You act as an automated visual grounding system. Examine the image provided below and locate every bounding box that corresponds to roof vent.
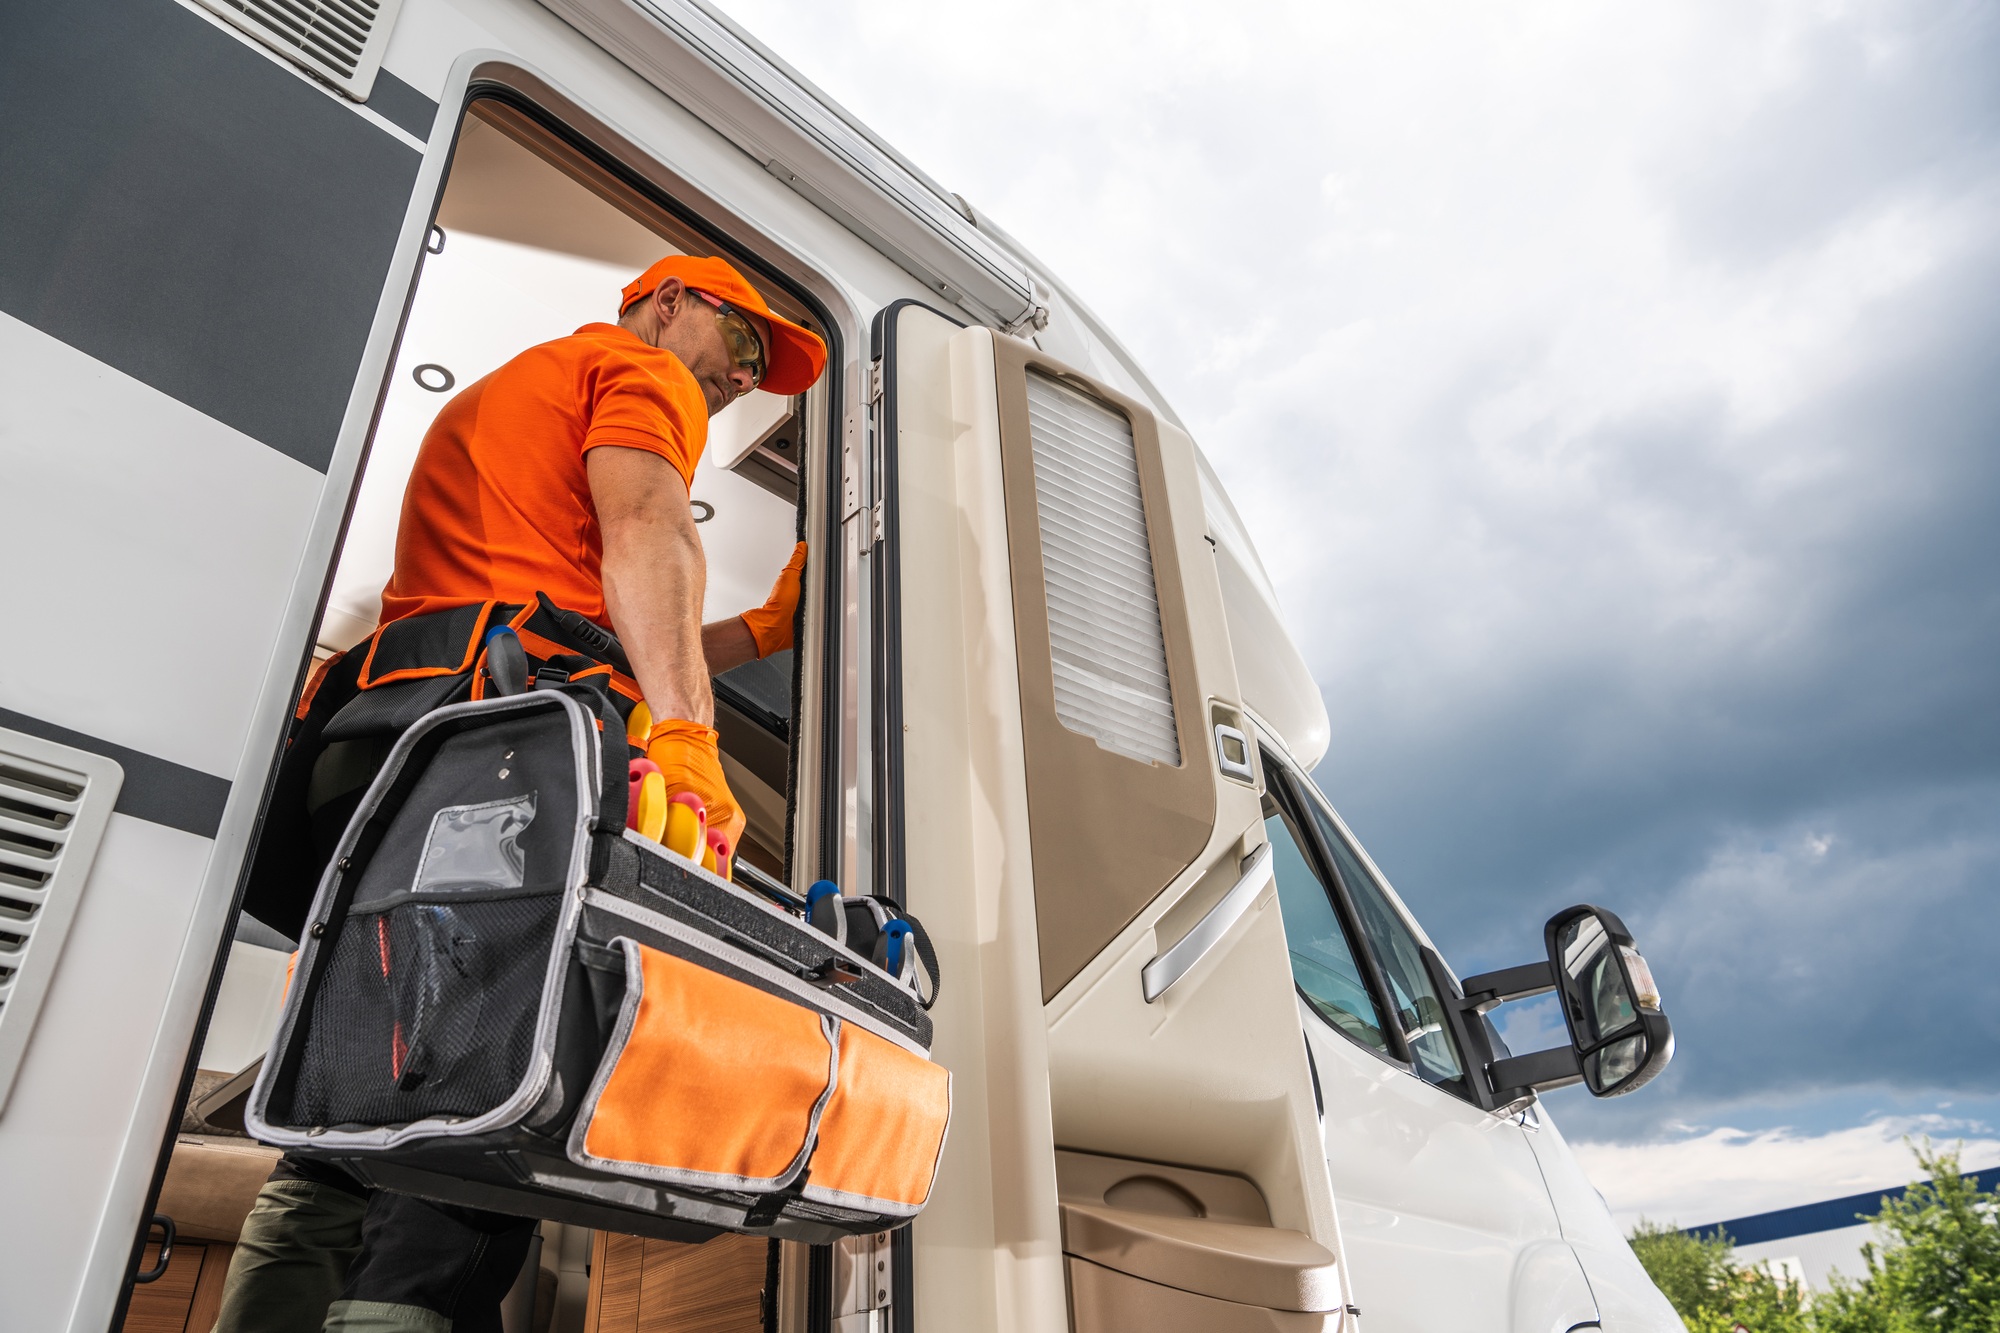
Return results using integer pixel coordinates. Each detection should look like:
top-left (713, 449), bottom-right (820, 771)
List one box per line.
top-left (0, 729), bottom-right (123, 1117)
top-left (192, 0), bottom-right (406, 100)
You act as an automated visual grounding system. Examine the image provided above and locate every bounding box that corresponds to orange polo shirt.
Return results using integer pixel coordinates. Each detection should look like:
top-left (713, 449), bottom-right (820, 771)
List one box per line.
top-left (378, 323), bottom-right (708, 629)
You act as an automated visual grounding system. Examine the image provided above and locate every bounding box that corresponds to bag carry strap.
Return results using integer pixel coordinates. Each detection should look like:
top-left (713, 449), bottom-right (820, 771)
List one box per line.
top-left (898, 907), bottom-right (942, 1010)
top-left (557, 679), bottom-right (631, 834)
top-left (532, 591), bottom-right (634, 676)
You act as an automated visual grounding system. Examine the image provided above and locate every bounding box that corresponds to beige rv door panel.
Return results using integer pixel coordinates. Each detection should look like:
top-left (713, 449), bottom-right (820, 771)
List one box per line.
top-left (931, 325), bottom-right (1348, 1324)
top-left (892, 318), bottom-right (1349, 1328)
top-left (891, 308), bottom-right (1067, 1332)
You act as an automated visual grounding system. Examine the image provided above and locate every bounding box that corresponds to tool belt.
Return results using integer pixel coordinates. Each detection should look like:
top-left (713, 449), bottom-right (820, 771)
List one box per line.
top-left (243, 688), bottom-right (951, 1243)
top-left (244, 598), bottom-right (649, 941)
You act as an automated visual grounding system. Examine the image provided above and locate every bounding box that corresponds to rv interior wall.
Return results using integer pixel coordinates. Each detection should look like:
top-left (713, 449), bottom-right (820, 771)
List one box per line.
top-left (312, 96), bottom-right (817, 881)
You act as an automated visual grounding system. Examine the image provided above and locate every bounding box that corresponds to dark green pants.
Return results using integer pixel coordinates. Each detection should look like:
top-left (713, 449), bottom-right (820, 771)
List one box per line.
top-left (213, 1157), bottom-right (535, 1332)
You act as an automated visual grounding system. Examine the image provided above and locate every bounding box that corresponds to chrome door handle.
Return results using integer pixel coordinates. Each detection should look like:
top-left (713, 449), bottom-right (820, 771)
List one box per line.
top-left (1141, 843), bottom-right (1275, 1002)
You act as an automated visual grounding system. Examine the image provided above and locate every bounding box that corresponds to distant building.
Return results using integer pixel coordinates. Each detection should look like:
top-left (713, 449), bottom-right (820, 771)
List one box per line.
top-left (1684, 1168), bottom-right (1998, 1291)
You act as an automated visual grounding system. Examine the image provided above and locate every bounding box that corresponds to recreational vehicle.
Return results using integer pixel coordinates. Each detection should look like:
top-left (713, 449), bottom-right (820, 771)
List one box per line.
top-left (0, 1), bottom-right (1686, 1328)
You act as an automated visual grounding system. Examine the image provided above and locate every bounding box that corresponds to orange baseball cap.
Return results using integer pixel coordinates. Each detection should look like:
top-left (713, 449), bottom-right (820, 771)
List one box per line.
top-left (620, 254), bottom-right (827, 396)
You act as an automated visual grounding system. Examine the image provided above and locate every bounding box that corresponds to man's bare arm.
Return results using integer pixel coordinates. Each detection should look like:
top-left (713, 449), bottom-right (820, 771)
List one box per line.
top-left (588, 445), bottom-right (714, 725)
top-left (700, 617), bottom-right (759, 677)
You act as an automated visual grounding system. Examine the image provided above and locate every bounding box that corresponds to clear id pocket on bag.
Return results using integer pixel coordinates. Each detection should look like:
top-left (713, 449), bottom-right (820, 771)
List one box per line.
top-left (413, 793), bottom-right (537, 893)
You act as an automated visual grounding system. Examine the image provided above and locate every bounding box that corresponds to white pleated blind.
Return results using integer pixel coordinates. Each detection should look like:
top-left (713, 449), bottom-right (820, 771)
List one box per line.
top-left (1025, 373), bottom-right (1180, 766)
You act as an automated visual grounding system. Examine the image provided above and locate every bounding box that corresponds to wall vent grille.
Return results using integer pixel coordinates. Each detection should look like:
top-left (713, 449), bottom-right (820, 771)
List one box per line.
top-left (192, 0), bottom-right (406, 99)
top-left (1025, 372), bottom-right (1181, 767)
top-left (0, 730), bottom-right (123, 1116)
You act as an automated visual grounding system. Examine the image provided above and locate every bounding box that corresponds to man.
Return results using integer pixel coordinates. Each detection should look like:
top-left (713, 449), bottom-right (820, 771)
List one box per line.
top-left (215, 253), bottom-right (826, 1332)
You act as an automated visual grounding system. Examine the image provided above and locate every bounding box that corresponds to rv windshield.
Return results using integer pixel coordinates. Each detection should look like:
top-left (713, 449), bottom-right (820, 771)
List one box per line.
top-left (1265, 796), bottom-right (1390, 1053)
top-left (1305, 804), bottom-right (1467, 1091)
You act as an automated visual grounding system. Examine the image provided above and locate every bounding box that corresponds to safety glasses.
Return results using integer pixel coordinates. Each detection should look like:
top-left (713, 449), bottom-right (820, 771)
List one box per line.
top-left (690, 289), bottom-right (767, 391)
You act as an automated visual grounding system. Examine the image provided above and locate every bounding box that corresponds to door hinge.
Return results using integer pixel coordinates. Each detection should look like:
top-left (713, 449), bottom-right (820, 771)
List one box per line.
top-left (832, 1229), bottom-right (891, 1330)
top-left (867, 358), bottom-right (884, 407)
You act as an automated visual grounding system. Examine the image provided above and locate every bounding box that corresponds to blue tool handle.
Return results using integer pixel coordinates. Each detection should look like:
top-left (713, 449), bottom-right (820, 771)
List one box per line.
top-left (482, 625), bottom-right (529, 697)
top-left (806, 880), bottom-right (843, 941)
top-left (881, 919), bottom-right (913, 977)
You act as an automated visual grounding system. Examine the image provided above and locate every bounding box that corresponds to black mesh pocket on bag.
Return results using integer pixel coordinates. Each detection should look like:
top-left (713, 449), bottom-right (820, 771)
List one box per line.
top-left (284, 894), bottom-right (561, 1127)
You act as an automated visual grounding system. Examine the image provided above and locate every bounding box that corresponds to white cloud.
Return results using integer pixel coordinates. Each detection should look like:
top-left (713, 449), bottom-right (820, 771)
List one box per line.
top-left (1572, 1115), bottom-right (2000, 1232)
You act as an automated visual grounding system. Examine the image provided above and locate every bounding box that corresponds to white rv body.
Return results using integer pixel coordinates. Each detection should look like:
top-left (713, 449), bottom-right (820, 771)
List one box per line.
top-left (0, 1), bottom-right (1682, 1329)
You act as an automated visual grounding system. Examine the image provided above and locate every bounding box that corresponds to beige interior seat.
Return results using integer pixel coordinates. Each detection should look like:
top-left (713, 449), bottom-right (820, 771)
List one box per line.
top-left (157, 1135), bottom-right (281, 1243)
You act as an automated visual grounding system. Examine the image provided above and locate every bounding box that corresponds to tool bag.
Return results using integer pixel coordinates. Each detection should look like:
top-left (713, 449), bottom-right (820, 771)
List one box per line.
top-left (244, 689), bottom-right (950, 1244)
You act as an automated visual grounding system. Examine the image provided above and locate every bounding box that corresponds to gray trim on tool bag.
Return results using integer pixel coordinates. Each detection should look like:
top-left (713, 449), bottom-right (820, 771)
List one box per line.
top-left (567, 936), bottom-right (837, 1194)
top-left (0, 0), bottom-right (423, 473)
top-left (246, 691), bottom-right (602, 1152)
top-left (580, 887), bottom-right (929, 1057)
top-left (618, 828), bottom-right (930, 1027)
top-left (0, 706), bottom-right (230, 840)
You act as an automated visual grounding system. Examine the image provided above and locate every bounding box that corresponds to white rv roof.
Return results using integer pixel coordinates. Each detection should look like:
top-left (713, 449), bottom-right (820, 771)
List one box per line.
top-left (539, 0), bottom-right (1033, 327)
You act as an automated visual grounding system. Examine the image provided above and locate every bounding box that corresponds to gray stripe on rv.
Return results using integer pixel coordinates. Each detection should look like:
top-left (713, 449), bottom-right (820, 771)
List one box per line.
top-left (367, 71), bottom-right (441, 143)
top-left (0, 707), bottom-right (231, 840)
top-left (0, 0), bottom-right (430, 473)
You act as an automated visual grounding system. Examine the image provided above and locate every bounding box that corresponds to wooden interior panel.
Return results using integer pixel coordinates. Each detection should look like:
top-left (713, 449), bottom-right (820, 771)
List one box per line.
top-left (587, 1231), bottom-right (767, 1333)
top-left (119, 1239), bottom-right (233, 1333)
top-left (589, 1231), bottom-right (646, 1333)
top-left (638, 1234), bottom-right (767, 1330)
top-left (186, 1243), bottom-right (233, 1333)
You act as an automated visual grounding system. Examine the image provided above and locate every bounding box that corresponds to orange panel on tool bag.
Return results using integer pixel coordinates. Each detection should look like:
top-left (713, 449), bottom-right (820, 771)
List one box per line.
top-left (583, 945), bottom-right (834, 1186)
top-left (808, 1024), bottom-right (951, 1211)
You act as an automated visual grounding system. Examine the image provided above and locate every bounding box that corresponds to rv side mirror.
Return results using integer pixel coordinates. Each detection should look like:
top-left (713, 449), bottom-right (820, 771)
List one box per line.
top-left (1544, 904), bottom-right (1673, 1097)
top-left (1456, 903), bottom-right (1674, 1106)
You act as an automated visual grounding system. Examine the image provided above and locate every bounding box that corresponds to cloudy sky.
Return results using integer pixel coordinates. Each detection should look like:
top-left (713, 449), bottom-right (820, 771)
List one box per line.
top-left (710, 0), bottom-right (2000, 1226)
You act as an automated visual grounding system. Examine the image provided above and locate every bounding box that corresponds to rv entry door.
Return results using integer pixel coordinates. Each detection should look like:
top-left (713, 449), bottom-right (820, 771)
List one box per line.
top-left (877, 303), bottom-right (1351, 1332)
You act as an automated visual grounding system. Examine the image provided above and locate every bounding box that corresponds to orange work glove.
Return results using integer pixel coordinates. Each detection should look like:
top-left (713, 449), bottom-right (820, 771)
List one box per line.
top-left (645, 718), bottom-right (746, 857)
top-left (739, 541), bottom-right (807, 659)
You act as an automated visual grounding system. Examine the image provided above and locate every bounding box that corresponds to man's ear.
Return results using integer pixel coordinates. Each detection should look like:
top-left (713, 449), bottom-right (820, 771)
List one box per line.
top-left (652, 276), bottom-right (686, 324)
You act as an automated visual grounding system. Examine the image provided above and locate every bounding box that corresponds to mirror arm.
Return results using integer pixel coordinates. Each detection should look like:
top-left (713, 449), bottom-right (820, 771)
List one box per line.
top-left (1458, 961), bottom-right (1556, 1013)
top-left (1488, 1045), bottom-right (1582, 1100)
top-left (1420, 946), bottom-right (1502, 1112)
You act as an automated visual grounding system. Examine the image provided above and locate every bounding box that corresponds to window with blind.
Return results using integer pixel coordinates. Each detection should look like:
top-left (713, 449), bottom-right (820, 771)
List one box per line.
top-left (1023, 372), bottom-right (1180, 767)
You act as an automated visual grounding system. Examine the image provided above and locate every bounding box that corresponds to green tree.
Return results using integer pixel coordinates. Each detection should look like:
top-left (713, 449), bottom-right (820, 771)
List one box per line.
top-left (1629, 1142), bottom-right (2000, 1333)
top-left (1628, 1218), bottom-right (1809, 1332)
top-left (1629, 1220), bottom-right (1739, 1316)
top-left (1813, 1144), bottom-right (2000, 1333)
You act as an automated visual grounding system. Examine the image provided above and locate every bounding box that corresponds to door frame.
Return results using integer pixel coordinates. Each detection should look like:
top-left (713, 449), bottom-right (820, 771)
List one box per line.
top-left (110, 51), bottom-right (865, 1329)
